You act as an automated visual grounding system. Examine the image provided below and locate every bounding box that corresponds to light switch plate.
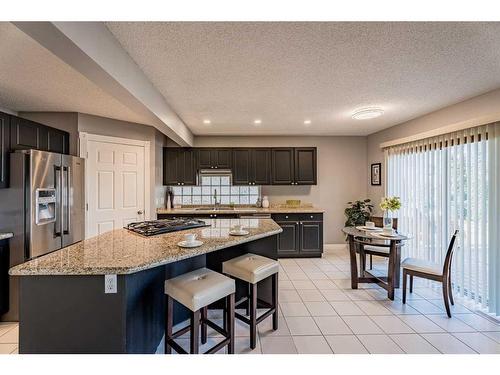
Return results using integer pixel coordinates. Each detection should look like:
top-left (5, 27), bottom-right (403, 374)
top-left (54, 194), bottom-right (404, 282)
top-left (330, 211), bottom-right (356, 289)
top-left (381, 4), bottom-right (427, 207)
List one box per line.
top-left (104, 274), bottom-right (117, 294)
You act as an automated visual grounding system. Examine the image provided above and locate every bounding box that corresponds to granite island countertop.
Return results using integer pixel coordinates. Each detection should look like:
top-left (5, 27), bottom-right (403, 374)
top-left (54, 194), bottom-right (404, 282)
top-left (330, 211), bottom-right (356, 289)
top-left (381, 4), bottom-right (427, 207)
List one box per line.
top-left (157, 206), bottom-right (325, 215)
top-left (0, 232), bottom-right (13, 240)
top-left (9, 218), bottom-right (282, 276)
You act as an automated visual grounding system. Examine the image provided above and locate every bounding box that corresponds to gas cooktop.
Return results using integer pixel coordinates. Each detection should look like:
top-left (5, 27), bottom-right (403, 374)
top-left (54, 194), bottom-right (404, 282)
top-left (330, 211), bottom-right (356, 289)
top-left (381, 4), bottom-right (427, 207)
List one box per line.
top-left (126, 218), bottom-right (210, 237)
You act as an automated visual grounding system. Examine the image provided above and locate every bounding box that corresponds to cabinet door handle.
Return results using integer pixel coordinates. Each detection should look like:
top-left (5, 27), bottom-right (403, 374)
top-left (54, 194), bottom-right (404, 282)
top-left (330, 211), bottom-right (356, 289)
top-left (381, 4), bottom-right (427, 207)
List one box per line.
top-left (296, 222), bottom-right (299, 225)
top-left (285, 215), bottom-right (289, 219)
top-left (215, 166), bottom-right (218, 169)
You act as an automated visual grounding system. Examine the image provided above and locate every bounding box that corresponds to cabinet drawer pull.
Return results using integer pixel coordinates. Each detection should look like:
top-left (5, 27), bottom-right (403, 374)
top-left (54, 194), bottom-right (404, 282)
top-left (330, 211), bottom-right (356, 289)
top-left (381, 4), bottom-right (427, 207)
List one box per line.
top-left (285, 215), bottom-right (289, 219)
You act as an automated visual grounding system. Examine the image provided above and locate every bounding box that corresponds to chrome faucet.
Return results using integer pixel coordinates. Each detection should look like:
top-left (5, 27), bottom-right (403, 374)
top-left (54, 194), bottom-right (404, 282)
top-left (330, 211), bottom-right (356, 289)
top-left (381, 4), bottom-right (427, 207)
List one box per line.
top-left (213, 189), bottom-right (219, 210)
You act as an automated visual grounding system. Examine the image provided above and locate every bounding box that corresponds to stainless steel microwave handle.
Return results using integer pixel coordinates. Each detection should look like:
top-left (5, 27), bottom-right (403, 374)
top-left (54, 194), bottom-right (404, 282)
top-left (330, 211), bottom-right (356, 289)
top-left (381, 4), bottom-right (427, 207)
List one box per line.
top-left (54, 165), bottom-right (62, 237)
top-left (63, 166), bottom-right (71, 235)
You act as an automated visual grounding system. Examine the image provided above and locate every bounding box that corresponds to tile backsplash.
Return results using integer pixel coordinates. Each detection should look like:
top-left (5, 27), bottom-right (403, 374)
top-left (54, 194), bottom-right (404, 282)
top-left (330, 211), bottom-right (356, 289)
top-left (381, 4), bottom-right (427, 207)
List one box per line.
top-left (170, 175), bottom-right (260, 206)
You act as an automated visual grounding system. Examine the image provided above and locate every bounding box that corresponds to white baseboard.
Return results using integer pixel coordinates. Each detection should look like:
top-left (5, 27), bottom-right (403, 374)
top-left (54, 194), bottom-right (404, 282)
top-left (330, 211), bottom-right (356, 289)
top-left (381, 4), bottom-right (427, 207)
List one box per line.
top-left (323, 243), bottom-right (348, 253)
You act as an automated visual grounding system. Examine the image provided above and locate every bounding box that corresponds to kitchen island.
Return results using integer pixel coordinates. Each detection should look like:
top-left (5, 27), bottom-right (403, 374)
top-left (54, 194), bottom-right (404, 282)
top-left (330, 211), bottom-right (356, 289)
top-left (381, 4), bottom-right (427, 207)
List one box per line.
top-left (9, 218), bottom-right (282, 354)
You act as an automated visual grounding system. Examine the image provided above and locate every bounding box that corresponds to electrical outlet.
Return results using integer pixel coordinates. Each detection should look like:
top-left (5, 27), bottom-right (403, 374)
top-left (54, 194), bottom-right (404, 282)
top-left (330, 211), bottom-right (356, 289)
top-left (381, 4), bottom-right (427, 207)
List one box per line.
top-left (104, 274), bottom-right (117, 294)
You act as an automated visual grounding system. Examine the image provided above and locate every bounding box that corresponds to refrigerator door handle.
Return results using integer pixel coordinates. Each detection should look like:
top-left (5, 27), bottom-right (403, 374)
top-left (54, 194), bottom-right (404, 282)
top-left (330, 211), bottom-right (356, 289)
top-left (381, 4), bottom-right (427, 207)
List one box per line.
top-left (54, 165), bottom-right (62, 237)
top-left (63, 166), bottom-right (70, 235)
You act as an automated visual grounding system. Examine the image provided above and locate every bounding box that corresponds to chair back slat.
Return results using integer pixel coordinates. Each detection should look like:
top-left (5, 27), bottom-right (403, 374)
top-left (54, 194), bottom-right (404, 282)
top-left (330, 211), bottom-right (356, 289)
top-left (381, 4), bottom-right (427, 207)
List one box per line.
top-left (370, 216), bottom-right (398, 230)
top-left (443, 230), bottom-right (459, 275)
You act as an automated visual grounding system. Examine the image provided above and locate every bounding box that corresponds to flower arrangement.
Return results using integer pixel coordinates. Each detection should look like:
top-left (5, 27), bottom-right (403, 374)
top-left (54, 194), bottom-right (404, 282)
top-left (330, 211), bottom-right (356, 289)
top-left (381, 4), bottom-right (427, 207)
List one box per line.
top-left (380, 196), bottom-right (401, 212)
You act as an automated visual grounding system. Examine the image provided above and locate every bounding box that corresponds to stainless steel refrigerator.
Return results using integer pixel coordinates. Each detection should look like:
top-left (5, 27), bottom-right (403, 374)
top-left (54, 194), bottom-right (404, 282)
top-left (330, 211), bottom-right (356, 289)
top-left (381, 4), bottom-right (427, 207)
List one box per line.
top-left (0, 149), bottom-right (84, 321)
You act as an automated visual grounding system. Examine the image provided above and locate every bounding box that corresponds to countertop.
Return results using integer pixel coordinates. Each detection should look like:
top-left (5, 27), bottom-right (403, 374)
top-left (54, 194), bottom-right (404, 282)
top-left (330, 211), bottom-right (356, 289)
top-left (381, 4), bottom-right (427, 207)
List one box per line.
top-left (0, 232), bottom-right (13, 240)
top-left (9, 218), bottom-right (282, 276)
top-left (157, 206), bottom-right (325, 215)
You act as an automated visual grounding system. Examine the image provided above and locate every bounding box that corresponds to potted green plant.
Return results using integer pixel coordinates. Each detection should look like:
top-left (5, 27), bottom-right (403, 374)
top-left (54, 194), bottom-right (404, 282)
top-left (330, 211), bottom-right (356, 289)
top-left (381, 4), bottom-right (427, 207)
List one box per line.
top-left (379, 196), bottom-right (401, 228)
top-left (344, 199), bottom-right (373, 227)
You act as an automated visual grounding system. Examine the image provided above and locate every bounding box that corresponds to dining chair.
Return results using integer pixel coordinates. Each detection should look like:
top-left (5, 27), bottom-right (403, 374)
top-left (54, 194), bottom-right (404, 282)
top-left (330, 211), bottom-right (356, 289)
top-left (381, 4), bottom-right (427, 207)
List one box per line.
top-left (363, 216), bottom-right (398, 270)
top-left (401, 230), bottom-right (459, 318)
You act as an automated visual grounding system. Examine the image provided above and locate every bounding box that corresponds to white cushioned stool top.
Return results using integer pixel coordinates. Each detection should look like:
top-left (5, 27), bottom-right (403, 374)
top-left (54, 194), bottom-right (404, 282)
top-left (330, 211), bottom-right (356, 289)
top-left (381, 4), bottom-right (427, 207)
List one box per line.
top-left (364, 245), bottom-right (390, 254)
top-left (165, 268), bottom-right (235, 312)
top-left (401, 258), bottom-right (443, 276)
top-left (223, 253), bottom-right (279, 284)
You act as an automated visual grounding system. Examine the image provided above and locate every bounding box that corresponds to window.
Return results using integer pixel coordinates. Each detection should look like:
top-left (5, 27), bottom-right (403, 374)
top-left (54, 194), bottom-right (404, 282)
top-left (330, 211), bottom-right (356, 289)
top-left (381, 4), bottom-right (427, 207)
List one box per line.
top-left (170, 175), bottom-right (260, 206)
top-left (386, 124), bottom-right (498, 311)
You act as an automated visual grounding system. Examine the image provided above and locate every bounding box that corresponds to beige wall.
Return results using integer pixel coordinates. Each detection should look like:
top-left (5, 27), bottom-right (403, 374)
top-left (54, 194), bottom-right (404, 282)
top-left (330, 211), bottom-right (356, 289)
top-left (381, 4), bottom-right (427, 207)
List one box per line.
top-left (194, 136), bottom-right (368, 243)
top-left (367, 88), bottom-right (500, 214)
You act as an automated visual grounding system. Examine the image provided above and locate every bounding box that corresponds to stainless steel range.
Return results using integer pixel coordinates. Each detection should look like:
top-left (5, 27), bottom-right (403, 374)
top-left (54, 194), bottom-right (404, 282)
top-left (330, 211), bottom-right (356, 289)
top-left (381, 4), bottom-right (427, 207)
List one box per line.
top-left (126, 218), bottom-right (210, 237)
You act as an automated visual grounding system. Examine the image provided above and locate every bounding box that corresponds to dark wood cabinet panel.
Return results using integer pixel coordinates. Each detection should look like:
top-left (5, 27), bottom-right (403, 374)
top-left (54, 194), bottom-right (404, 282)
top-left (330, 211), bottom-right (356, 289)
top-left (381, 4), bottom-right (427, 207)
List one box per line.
top-left (163, 148), bottom-right (181, 185)
top-left (197, 148), bottom-right (232, 170)
top-left (213, 148), bottom-right (232, 169)
top-left (275, 221), bottom-right (299, 256)
top-left (272, 213), bottom-right (323, 258)
top-left (163, 148), bottom-right (197, 186)
top-left (180, 148), bottom-right (197, 185)
top-left (252, 148), bottom-right (271, 185)
top-left (47, 128), bottom-right (69, 154)
top-left (232, 148), bottom-right (252, 185)
top-left (294, 147), bottom-right (317, 185)
top-left (0, 113), bottom-right (10, 188)
top-left (271, 148), bottom-right (294, 185)
top-left (299, 221), bottom-right (323, 254)
top-left (197, 148), bottom-right (213, 169)
top-left (10, 117), bottom-right (40, 150)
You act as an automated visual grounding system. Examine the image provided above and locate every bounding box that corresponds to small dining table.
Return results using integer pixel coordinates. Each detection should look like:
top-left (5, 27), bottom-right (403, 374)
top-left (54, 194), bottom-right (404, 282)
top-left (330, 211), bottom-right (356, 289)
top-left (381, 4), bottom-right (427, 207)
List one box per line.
top-left (342, 226), bottom-right (409, 300)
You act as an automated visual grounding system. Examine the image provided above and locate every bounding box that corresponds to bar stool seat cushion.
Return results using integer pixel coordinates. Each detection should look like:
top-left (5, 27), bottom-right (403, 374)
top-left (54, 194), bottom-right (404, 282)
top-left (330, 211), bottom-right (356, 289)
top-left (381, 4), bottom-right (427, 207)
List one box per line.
top-left (223, 253), bottom-right (279, 284)
top-left (401, 257), bottom-right (443, 276)
top-left (165, 268), bottom-right (235, 312)
top-left (364, 245), bottom-right (389, 254)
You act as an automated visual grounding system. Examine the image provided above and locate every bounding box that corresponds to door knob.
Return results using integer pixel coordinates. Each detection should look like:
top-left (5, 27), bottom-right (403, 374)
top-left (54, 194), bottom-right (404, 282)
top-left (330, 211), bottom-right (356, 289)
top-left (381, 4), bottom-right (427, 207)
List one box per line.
top-left (137, 210), bottom-right (143, 215)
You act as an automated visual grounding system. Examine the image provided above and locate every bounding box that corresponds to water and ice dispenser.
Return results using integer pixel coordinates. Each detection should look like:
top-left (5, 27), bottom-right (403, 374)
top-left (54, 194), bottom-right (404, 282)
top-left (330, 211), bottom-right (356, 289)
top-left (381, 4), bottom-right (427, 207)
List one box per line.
top-left (35, 188), bottom-right (57, 225)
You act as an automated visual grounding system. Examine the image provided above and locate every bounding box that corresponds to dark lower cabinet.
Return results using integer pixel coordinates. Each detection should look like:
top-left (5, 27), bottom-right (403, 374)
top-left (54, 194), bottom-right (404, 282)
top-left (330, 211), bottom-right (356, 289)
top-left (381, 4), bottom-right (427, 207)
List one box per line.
top-left (0, 239), bottom-right (9, 316)
top-left (273, 213), bottom-right (323, 257)
top-left (0, 113), bottom-right (10, 188)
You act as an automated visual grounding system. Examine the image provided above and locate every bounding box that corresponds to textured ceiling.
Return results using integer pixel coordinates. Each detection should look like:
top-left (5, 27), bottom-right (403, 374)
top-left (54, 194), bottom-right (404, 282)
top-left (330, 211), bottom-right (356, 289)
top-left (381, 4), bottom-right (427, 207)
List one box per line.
top-left (106, 22), bottom-right (500, 136)
top-left (0, 22), bottom-right (149, 125)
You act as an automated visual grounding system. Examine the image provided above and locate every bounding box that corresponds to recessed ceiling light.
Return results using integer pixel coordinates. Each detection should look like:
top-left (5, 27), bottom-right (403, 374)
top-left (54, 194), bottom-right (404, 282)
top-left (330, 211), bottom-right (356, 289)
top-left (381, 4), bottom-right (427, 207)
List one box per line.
top-left (254, 119), bottom-right (262, 125)
top-left (203, 119), bottom-right (211, 125)
top-left (304, 120), bottom-right (312, 125)
top-left (352, 108), bottom-right (384, 120)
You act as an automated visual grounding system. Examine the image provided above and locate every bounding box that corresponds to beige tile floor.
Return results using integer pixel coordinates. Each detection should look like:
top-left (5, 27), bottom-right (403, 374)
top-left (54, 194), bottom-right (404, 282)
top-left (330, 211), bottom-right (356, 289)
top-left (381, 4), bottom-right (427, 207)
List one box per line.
top-left (2, 245), bottom-right (500, 354)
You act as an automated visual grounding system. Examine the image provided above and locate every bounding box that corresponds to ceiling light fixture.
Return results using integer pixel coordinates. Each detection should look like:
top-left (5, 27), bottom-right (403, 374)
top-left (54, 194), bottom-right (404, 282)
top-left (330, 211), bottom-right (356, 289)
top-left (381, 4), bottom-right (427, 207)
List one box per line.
top-left (352, 107), bottom-right (384, 120)
top-left (254, 119), bottom-right (262, 125)
top-left (304, 120), bottom-right (312, 125)
top-left (203, 119), bottom-right (211, 125)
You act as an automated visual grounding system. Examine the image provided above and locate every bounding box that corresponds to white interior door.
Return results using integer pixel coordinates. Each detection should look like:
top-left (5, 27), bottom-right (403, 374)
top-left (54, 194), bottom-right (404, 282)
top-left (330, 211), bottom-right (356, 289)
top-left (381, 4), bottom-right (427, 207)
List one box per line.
top-left (86, 139), bottom-right (146, 237)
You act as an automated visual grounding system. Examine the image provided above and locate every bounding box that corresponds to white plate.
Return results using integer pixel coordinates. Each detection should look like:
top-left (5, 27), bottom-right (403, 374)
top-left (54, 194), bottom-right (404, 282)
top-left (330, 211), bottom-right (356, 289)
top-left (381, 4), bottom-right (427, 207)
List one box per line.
top-left (372, 232), bottom-right (399, 239)
top-left (177, 240), bottom-right (204, 248)
top-left (356, 226), bottom-right (382, 231)
top-left (229, 230), bottom-right (250, 236)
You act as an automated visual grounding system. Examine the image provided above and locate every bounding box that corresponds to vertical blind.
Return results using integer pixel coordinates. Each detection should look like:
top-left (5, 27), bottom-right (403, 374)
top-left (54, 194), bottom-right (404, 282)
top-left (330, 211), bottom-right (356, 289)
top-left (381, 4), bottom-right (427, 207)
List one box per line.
top-left (385, 123), bottom-right (500, 315)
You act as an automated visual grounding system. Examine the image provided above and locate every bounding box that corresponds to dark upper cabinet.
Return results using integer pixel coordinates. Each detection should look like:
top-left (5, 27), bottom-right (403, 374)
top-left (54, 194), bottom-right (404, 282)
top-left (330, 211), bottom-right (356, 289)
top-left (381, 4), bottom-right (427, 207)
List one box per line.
top-left (271, 147), bottom-right (317, 185)
top-left (9, 116), bottom-right (69, 155)
top-left (0, 113), bottom-right (10, 188)
top-left (232, 148), bottom-right (271, 185)
top-left (197, 148), bottom-right (232, 170)
top-left (163, 148), bottom-right (197, 186)
top-left (294, 147), bottom-right (317, 185)
top-left (252, 148), bottom-right (271, 185)
top-left (47, 128), bottom-right (69, 154)
top-left (232, 148), bottom-right (252, 185)
top-left (271, 148), bottom-right (294, 185)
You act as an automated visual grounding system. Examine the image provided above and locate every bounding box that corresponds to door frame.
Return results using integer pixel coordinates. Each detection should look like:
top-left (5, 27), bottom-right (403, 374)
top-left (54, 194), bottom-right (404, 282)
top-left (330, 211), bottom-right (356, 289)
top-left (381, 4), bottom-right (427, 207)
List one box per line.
top-left (79, 132), bottom-right (151, 238)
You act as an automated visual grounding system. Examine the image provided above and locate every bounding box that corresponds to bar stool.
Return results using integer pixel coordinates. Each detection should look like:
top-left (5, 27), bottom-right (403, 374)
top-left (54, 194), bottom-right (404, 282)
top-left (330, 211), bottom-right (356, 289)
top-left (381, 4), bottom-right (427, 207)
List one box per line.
top-left (222, 253), bottom-right (279, 349)
top-left (165, 268), bottom-right (235, 354)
